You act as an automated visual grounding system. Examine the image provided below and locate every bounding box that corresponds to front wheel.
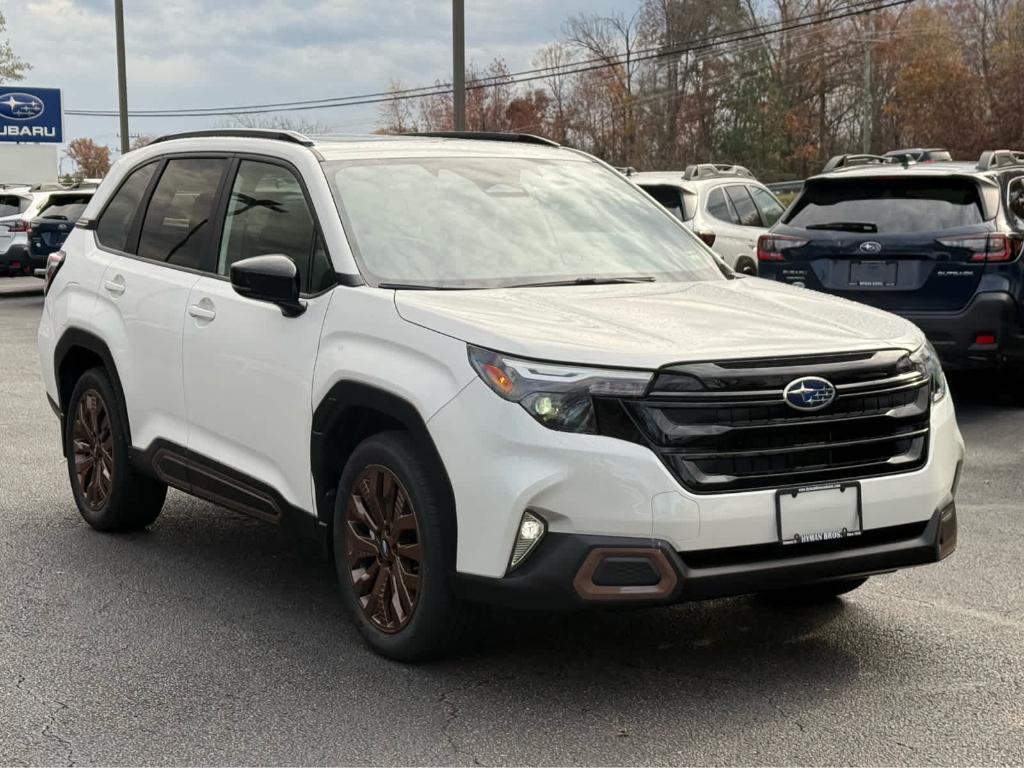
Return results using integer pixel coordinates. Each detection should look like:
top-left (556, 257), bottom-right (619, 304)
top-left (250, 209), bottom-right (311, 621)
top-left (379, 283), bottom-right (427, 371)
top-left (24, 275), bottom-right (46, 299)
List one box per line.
top-left (759, 577), bottom-right (868, 604)
top-left (333, 431), bottom-right (470, 661)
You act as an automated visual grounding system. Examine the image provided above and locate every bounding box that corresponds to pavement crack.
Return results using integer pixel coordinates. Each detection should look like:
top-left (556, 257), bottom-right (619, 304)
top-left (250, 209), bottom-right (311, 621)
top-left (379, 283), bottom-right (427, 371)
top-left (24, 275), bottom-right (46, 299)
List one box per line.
top-left (42, 699), bottom-right (75, 767)
top-left (14, 672), bottom-right (75, 766)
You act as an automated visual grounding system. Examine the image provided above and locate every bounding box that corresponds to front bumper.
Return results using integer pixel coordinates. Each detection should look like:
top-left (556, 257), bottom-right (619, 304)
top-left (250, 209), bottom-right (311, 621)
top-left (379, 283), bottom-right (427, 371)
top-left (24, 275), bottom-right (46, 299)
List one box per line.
top-left (453, 502), bottom-right (957, 609)
top-left (901, 292), bottom-right (1024, 369)
top-left (429, 379), bottom-right (965, 580)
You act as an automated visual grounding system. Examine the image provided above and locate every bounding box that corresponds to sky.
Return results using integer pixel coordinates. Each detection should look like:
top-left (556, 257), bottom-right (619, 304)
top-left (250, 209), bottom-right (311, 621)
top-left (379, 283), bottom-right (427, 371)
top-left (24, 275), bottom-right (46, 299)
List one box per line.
top-left (2, 0), bottom-right (636, 158)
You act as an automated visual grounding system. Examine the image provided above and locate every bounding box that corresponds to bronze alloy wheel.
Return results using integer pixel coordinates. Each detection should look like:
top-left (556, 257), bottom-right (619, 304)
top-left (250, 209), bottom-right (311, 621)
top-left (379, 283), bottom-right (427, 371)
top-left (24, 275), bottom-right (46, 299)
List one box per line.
top-left (72, 388), bottom-right (114, 511)
top-left (345, 464), bottom-right (422, 633)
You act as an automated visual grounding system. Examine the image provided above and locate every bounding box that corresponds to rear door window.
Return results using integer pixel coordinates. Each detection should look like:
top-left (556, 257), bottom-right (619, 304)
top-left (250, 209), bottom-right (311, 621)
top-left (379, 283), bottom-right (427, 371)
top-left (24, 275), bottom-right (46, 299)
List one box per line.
top-left (0, 195), bottom-right (27, 217)
top-left (786, 177), bottom-right (986, 233)
top-left (725, 185), bottom-right (762, 227)
top-left (138, 158), bottom-right (227, 270)
top-left (749, 186), bottom-right (785, 227)
top-left (97, 163), bottom-right (159, 252)
top-left (706, 187), bottom-right (739, 224)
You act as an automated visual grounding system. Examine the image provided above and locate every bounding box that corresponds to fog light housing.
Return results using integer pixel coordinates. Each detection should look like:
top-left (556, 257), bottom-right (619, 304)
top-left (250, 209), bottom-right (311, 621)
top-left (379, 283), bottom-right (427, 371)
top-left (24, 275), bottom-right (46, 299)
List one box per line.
top-left (508, 510), bottom-right (546, 572)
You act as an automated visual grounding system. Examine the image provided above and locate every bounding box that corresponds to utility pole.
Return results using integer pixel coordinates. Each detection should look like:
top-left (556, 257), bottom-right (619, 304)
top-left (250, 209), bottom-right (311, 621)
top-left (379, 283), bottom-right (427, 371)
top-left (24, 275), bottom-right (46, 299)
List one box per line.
top-left (453, 0), bottom-right (466, 131)
top-left (861, 10), bottom-right (873, 154)
top-left (114, 0), bottom-right (130, 155)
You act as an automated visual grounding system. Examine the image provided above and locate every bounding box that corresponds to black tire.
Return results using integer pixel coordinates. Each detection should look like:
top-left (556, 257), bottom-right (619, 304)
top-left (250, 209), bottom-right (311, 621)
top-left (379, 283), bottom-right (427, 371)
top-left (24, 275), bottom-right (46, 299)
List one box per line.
top-left (65, 367), bottom-right (166, 532)
top-left (759, 576), bottom-right (868, 604)
top-left (735, 258), bottom-right (758, 276)
top-left (333, 431), bottom-right (469, 661)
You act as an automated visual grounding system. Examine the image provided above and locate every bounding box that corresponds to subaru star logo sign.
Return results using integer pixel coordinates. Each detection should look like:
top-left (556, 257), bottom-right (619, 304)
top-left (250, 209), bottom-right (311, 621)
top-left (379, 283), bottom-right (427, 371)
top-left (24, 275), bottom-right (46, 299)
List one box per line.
top-left (783, 376), bottom-right (836, 411)
top-left (859, 241), bottom-right (883, 254)
top-left (0, 92), bottom-right (45, 121)
top-left (0, 87), bottom-right (63, 143)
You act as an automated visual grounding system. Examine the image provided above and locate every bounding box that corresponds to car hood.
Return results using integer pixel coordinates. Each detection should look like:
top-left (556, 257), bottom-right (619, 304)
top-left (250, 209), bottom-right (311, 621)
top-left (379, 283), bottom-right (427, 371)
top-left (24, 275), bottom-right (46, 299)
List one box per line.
top-left (394, 277), bottom-right (925, 369)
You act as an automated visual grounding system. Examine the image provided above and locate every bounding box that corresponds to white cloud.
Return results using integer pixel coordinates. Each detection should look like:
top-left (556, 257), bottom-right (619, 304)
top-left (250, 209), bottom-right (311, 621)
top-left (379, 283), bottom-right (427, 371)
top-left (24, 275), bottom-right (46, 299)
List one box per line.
top-left (1, 0), bottom-right (636, 147)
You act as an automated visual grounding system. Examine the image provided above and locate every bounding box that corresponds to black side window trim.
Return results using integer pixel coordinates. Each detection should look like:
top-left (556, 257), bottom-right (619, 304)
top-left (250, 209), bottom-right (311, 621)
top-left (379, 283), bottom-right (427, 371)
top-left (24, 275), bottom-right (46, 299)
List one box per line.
top-left (91, 151), bottom-right (337, 297)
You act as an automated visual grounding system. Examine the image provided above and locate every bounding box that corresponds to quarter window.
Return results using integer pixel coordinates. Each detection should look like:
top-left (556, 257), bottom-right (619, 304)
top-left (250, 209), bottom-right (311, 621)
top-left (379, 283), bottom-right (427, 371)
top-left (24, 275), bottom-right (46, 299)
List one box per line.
top-left (96, 162), bottom-right (158, 252)
top-left (138, 158), bottom-right (227, 270)
top-left (725, 185), bottom-right (762, 227)
top-left (706, 187), bottom-right (739, 224)
top-left (749, 186), bottom-right (785, 227)
top-left (219, 160), bottom-right (328, 292)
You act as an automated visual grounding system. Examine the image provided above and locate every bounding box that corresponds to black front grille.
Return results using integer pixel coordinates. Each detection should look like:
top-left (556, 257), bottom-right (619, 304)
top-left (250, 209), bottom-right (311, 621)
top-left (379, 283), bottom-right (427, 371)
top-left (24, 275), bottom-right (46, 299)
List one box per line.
top-left (618, 349), bottom-right (931, 493)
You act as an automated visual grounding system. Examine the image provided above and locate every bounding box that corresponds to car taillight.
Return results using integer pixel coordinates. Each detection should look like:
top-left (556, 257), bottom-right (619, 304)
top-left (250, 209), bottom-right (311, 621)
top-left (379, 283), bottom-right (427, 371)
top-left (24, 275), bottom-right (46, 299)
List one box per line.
top-left (43, 250), bottom-right (66, 295)
top-left (5, 220), bottom-right (28, 233)
top-left (696, 231), bottom-right (716, 248)
top-left (937, 234), bottom-right (1016, 262)
top-left (757, 234), bottom-right (807, 261)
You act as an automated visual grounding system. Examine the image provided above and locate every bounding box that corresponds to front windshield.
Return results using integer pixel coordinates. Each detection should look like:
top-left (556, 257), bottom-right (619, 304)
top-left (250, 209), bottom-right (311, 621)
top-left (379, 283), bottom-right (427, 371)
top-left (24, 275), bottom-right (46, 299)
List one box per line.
top-left (325, 156), bottom-right (723, 289)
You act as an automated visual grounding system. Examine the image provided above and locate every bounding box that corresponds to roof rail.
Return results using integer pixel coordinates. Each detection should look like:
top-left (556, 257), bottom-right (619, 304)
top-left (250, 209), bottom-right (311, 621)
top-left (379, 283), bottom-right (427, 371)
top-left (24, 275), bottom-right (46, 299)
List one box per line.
top-left (976, 149), bottom-right (1024, 171)
top-left (821, 154), bottom-right (896, 173)
top-left (150, 129), bottom-right (316, 147)
top-left (406, 131), bottom-right (560, 147)
top-left (682, 163), bottom-right (753, 180)
top-left (615, 166), bottom-right (638, 176)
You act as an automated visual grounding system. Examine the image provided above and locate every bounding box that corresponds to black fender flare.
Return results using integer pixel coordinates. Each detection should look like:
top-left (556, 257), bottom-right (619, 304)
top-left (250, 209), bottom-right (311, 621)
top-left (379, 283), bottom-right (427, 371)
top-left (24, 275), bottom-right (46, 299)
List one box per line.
top-left (54, 328), bottom-right (132, 450)
top-left (310, 381), bottom-right (458, 562)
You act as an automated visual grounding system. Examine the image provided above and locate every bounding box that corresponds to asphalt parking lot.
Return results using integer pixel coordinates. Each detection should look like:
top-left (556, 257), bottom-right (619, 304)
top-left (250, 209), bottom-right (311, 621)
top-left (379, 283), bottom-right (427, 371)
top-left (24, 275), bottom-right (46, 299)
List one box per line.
top-left (0, 287), bottom-right (1022, 766)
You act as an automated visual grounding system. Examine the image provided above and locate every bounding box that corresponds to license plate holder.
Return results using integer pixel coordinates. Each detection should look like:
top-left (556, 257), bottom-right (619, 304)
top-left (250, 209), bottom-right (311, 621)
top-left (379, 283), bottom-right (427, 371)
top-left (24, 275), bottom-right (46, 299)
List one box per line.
top-left (775, 481), bottom-right (863, 545)
top-left (849, 260), bottom-right (897, 287)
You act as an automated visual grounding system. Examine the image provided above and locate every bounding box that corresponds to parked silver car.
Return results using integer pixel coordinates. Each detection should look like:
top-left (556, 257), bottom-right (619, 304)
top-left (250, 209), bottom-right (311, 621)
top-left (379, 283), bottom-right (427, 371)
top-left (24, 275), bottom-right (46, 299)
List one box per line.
top-left (631, 165), bottom-right (785, 275)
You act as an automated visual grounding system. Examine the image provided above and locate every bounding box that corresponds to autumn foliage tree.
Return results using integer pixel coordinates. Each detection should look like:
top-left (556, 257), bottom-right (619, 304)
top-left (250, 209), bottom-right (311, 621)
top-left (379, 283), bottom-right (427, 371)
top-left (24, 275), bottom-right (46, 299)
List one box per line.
top-left (375, 0), bottom-right (1024, 179)
top-left (66, 139), bottom-right (112, 179)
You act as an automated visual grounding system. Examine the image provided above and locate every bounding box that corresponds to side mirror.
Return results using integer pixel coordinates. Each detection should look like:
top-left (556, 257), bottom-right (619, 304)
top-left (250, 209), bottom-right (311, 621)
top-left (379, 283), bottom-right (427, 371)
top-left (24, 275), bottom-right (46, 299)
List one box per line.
top-left (230, 254), bottom-right (306, 317)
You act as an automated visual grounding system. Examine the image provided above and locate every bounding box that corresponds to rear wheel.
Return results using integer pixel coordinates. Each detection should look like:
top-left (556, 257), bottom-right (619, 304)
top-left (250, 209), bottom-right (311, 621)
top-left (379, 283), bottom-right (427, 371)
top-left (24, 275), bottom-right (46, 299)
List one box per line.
top-left (65, 368), bottom-right (166, 531)
top-left (759, 577), bottom-right (868, 603)
top-left (735, 257), bottom-right (758, 276)
top-left (333, 431), bottom-right (469, 661)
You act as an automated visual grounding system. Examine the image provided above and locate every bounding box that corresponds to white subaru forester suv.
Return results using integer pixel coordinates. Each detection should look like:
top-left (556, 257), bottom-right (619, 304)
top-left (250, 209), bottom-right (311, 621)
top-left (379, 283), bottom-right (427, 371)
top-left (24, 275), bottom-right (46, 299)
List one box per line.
top-left (38, 130), bottom-right (964, 660)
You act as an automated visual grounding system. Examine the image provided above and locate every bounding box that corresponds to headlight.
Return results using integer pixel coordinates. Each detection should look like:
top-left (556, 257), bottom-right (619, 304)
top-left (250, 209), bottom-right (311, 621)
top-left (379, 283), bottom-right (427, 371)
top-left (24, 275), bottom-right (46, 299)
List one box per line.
top-left (910, 341), bottom-right (947, 402)
top-left (467, 345), bottom-right (652, 433)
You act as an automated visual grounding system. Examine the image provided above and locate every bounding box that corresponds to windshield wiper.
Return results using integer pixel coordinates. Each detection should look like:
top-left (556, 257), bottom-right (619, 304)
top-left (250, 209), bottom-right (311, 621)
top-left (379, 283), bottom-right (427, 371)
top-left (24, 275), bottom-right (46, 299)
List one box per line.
top-left (804, 221), bottom-right (878, 233)
top-left (506, 276), bottom-right (657, 288)
top-left (378, 282), bottom-right (481, 290)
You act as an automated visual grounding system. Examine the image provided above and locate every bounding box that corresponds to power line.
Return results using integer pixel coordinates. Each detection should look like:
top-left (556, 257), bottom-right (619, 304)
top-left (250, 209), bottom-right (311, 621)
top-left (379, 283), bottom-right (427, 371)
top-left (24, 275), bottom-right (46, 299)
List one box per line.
top-left (66, 0), bottom-right (913, 119)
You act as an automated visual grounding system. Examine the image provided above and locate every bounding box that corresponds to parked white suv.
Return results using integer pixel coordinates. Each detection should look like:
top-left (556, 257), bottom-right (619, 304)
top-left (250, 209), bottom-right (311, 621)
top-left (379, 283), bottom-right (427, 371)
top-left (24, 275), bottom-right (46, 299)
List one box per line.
top-left (38, 130), bottom-right (964, 660)
top-left (632, 165), bottom-right (786, 275)
top-left (1, 184), bottom-right (96, 276)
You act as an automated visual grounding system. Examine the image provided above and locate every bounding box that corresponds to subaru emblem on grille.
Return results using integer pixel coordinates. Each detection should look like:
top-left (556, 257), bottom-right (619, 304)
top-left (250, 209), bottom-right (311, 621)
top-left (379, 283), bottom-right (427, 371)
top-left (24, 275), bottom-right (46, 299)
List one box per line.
top-left (783, 376), bottom-right (836, 411)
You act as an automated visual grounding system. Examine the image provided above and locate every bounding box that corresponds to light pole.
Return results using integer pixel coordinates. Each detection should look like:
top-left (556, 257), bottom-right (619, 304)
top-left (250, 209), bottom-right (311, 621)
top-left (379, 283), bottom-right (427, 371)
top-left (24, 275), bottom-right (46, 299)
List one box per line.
top-left (453, 0), bottom-right (465, 131)
top-left (114, 0), bottom-right (130, 154)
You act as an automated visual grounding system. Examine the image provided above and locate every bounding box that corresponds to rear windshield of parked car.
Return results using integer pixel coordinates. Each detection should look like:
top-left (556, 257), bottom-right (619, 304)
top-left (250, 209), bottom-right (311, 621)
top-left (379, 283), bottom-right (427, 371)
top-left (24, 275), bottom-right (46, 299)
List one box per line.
top-left (39, 194), bottom-right (93, 221)
top-left (326, 156), bottom-right (723, 289)
top-left (785, 177), bottom-right (986, 233)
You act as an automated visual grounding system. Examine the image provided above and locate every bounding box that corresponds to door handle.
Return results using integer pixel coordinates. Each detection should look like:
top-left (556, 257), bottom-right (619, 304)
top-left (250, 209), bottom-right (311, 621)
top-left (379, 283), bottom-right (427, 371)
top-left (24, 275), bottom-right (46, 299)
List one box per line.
top-left (188, 304), bottom-right (216, 321)
top-left (103, 277), bottom-right (125, 295)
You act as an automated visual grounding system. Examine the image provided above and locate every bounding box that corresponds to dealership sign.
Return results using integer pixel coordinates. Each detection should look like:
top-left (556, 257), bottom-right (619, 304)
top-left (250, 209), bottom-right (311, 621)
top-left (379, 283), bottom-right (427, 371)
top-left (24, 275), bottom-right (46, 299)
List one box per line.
top-left (0, 87), bottom-right (63, 143)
